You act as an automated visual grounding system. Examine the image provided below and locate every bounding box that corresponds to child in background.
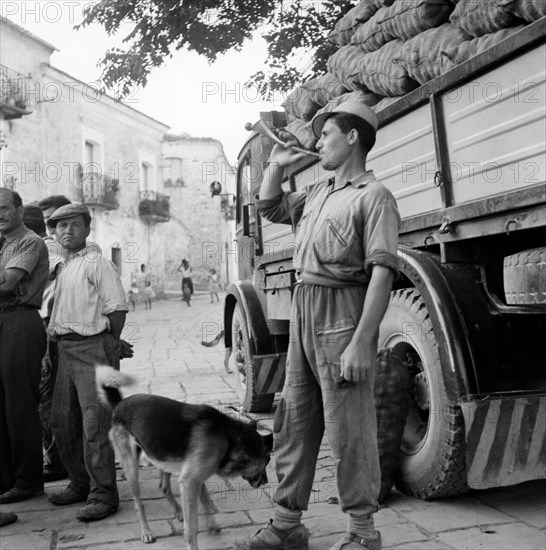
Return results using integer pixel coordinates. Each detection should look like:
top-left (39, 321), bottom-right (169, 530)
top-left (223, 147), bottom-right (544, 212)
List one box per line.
top-left (143, 281), bottom-right (155, 310)
top-left (128, 282), bottom-right (139, 311)
top-left (208, 268), bottom-right (220, 303)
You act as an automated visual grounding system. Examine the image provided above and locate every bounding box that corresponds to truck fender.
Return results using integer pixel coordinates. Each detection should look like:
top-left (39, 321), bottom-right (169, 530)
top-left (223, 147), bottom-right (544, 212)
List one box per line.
top-left (224, 281), bottom-right (273, 355)
top-left (396, 246), bottom-right (476, 401)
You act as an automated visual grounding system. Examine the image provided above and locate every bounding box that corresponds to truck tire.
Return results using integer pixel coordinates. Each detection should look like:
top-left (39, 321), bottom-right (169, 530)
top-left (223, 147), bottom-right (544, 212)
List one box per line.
top-left (504, 247), bottom-right (546, 304)
top-left (231, 303), bottom-right (275, 413)
top-left (378, 288), bottom-right (468, 499)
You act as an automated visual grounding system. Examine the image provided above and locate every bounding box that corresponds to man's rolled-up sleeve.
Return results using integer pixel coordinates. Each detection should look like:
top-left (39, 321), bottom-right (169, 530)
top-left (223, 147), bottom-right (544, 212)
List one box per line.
top-left (92, 259), bottom-right (129, 314)
top-left (4, 238), bottom-right (46, 275)
top-left (363, 198), bottom-right (400, 278)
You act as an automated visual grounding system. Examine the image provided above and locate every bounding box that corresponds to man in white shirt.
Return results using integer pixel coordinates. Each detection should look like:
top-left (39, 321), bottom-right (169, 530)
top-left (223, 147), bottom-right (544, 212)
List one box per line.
top-left (45, 204), bottom-right (128, 522)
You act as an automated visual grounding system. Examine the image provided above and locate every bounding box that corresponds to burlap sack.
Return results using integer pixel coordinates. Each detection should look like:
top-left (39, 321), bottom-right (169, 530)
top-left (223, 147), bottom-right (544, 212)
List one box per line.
top-left (372, 96), bottom-right (403, 112)
top-left (315, 90), bottom-right (381, 118)
top-left (303, 73), bottom-right (348, 107)
top-left (327, 45), bottom-right (370, 84)
top-left (282, 85), bottom-right (321, 122)
top-left (450, 0), bottom-right (522, 37)
top-left (350, 6), bottom-right (392, 53)
top-left (348, 39), bottom-right (420, 97)
top-left (442, 25), bottom-right (526, 65)
top-left (377, 0), bottom-right (455, 41)
top-left (284, 119), bottom-right (317, 151)
top-left (399, 23), bottom-right (470, 84)
top-left (328, 1), bottom-right (380, 46)
top-left (509, 0), bottom-right (546, 22)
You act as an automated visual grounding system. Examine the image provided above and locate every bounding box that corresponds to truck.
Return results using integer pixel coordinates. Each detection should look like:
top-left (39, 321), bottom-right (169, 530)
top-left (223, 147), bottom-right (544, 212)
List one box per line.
top-left (221, 20), bottom-right (546, 500)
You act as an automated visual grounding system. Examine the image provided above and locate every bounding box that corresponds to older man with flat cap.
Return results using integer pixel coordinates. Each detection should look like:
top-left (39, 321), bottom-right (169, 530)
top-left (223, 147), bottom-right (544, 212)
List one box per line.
top-left (45, 204), bottom-right (128, 522)
top-left (237, 100), bottom-right (400, 550)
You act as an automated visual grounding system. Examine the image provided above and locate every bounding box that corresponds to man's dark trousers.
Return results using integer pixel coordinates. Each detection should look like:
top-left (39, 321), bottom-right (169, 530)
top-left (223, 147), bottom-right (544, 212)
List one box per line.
top-left (39, 339), bottom-right (66, 474)
top-left (50, 333), bottom-right (120, 507)
top-left (0, 309), bottom-right (46, 492)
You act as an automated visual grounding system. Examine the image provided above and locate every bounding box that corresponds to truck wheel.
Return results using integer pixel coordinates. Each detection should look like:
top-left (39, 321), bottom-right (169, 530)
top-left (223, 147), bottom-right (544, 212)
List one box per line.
top-left (504, 247), bottom-right (546, 304)
top-left (379, 289), bottom-right (468, 499)
top-left (231, 303), bottom-right (275, 413)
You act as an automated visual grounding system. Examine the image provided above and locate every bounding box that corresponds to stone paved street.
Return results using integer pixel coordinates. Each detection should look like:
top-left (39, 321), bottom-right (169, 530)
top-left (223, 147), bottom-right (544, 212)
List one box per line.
top-left (1, 295), bottom-right (545, 550)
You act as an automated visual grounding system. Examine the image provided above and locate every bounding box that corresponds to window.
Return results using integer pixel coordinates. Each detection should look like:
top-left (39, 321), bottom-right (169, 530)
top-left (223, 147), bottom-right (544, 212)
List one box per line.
top-left (141, 162), bottom-right (150, 191)
top-left (81, 127), bottom-right (104, 175)
top-left (138, 151), bottom-right (157, 193)
top-left (164, 157), bottom-right (184, 187)
top-left (85, 141), bottom-right (94, 165)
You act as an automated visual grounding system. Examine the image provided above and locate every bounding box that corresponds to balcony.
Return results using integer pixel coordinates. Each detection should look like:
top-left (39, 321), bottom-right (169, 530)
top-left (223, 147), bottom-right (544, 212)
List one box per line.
top-left (0, 64), bottom-right (32, 120)
top-left (139, 190), bottom-right (170, 223)
top-left (78, 166), bottom-right (120, 210)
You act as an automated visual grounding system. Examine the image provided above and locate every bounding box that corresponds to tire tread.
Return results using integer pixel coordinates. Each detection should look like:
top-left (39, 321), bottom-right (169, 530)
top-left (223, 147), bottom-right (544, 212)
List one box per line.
top-left (389, 289), bottom-right (468, 499)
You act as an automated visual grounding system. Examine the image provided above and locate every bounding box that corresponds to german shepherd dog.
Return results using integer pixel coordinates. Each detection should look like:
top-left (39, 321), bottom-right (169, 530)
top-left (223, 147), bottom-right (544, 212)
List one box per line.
top-left (96, 366), bottom-right (273, 549)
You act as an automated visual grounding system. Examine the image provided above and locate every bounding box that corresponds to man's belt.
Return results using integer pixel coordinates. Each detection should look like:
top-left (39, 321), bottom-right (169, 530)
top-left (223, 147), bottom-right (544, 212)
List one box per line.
top-left (57, 330), bottom-right (108, 341)
top-left (0, 304), bottom-right (39, 314)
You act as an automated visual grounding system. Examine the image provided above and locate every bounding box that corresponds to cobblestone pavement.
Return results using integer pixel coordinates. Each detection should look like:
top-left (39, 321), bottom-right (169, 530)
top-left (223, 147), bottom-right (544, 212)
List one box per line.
top-left (1, 295), bottom-right (545, 550)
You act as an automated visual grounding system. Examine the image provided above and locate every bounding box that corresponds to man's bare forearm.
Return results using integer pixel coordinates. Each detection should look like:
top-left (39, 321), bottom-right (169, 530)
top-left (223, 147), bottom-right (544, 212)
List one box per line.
top-left (0, 269), bottom-right (21, 297)
top-left (259, 142), bottom-right (306, 200)
top-left (107, 311), bottom-right (126, 341)
top-left (259, 162), bottom-right (285, 200)
top-left (0, 272), bottom-right (10, 296)
top-left (354, 266), bottom-right (394, 345)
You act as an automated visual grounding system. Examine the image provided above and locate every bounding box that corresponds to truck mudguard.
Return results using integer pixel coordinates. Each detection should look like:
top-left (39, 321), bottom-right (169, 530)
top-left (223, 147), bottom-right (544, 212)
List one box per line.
top-left (397, 246), bottom-right (477, 401)
top-left (224, 280), bottom-right (273, 355)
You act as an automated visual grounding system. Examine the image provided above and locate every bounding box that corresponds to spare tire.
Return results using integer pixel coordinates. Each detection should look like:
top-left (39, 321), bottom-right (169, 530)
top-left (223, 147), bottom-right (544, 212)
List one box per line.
top-left (379, 288), bottom-right (468, 499)
top-left (504, 247), bottom-right (546, 305)
top-left (375, 348), bottom-right (410, 502)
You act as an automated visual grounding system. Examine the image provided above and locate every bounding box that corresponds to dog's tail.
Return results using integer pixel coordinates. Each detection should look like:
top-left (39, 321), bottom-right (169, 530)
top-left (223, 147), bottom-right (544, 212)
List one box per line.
top-left (96, 365), bottom-right (136, 410)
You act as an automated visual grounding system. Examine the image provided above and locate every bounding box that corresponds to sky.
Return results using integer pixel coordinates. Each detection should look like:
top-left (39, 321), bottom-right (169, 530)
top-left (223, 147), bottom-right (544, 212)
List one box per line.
top-left (3, 1), bottom-right (286, 165)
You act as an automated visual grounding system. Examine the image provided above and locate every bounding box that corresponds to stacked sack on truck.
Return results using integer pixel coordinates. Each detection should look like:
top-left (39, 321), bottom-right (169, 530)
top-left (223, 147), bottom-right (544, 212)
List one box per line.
top-left (281, 0), bottom-right (546, 151)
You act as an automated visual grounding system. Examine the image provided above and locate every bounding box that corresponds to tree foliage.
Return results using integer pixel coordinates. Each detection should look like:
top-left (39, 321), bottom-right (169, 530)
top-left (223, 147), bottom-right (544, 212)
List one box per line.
top-left (78, 0), bottom-right (357, 99)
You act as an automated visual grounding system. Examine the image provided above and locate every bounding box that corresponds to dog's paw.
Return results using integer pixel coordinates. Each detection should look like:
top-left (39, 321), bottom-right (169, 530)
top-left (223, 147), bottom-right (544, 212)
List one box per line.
top-left (141, 530), bottom-right (156, 544)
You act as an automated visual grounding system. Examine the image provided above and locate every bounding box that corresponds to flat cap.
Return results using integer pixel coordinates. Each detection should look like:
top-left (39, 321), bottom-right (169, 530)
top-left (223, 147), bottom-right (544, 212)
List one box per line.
top-left (47, 204), bottom-right (92, 227)
top-left (23, 205), bottom-right (45, 223)
top-left (311, 99), bottom-right (379, 139)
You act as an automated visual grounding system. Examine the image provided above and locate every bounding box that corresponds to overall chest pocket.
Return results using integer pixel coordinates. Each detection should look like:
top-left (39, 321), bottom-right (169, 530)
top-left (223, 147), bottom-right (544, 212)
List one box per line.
top-left (314, 216), bottom-right (356, 264)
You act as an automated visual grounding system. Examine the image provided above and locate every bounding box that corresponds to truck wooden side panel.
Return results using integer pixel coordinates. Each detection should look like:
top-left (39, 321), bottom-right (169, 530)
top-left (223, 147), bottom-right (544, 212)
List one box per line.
top-left (444, 46), bottom-right (546, 205)
top-left (370, 104), bottom-right (442, 219)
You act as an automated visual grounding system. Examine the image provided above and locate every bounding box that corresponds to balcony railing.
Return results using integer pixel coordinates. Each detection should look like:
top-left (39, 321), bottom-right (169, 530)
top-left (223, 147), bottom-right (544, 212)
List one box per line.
top-left (0, 64), bottom-right (32, 120)
top-left (139, 190), bottom-right (170, 223)
top-left (78, 166), bottom-right (120, 210)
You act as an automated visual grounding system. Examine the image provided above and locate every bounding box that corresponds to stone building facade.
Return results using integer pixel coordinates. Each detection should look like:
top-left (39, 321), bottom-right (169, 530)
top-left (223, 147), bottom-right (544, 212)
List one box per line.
top-left (162, 135), bottom-right (236, 293)
top-left (1, 17), bottom-right (236, 298)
